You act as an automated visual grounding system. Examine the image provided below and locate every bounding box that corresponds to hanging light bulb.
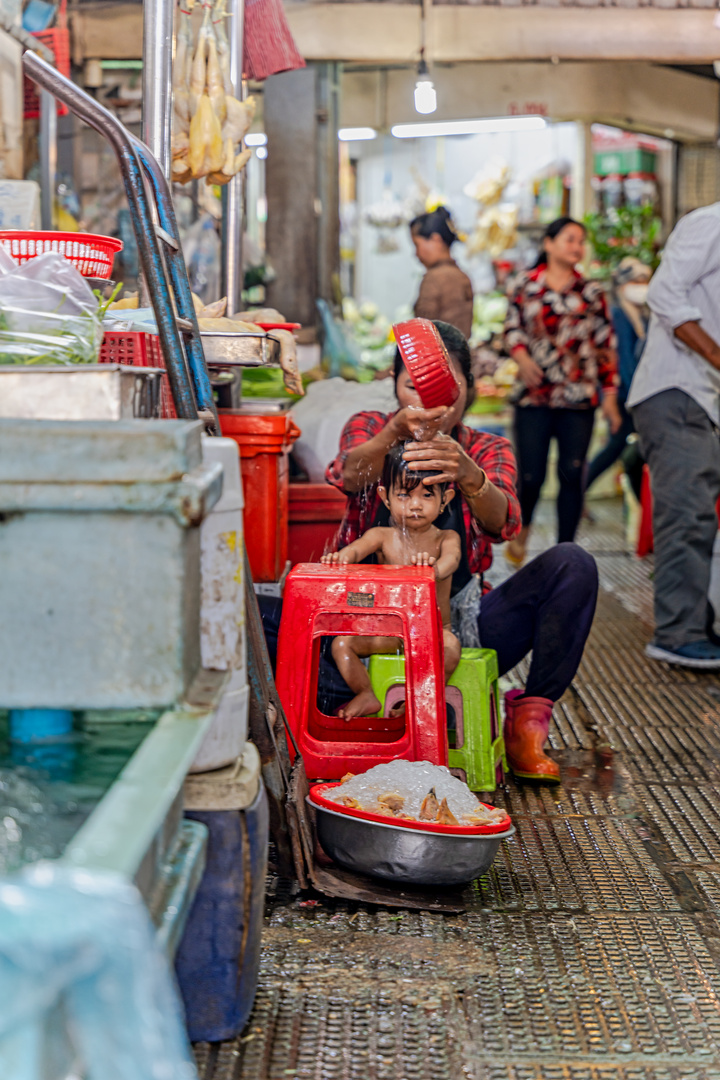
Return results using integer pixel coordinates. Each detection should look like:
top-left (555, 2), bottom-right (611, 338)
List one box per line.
top-left (414, 57), bottom-right (437, 115)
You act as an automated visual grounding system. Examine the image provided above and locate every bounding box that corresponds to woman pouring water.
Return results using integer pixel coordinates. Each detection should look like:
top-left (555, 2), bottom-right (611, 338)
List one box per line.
top-left (321, 320), bottom-right (599, 784)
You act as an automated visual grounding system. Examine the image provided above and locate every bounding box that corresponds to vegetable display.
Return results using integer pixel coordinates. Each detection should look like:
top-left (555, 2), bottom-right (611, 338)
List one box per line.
top-left (0, 251), bottom-right (102, 366)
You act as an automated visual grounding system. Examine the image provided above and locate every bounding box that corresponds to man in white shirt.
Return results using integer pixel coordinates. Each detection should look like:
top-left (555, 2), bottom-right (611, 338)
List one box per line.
top-left (628, 202), bottom-right (720, 668)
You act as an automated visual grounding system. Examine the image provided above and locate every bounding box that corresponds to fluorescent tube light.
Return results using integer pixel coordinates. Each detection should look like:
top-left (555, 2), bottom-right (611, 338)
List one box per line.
top-left (338, 127), bottom-right (378, 142)
top-left (245, 133), bottom-right (267, 147)
top-left (391, 116), bottom-right (548, 139)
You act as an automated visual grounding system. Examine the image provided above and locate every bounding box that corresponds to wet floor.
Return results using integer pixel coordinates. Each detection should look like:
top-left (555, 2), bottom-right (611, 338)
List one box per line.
top-left (196, 501), bottom-right (720, 1080)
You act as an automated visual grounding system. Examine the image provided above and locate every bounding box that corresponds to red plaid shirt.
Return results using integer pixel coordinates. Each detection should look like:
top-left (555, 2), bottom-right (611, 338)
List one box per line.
top-left (325, 411), bottom-right (521, 580)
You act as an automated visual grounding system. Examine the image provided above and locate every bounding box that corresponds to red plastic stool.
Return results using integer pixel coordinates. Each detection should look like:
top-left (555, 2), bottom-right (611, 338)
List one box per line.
top-left (637, 465), bottom-right (654, 557)
top-left (276, 563), bottom-right (447, 780)
top-left (637, 465), bottom-right (720, 557)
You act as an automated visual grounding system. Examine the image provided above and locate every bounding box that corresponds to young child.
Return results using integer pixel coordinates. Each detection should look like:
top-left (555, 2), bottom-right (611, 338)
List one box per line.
top-left (320, 443), bottom-right (462, 718)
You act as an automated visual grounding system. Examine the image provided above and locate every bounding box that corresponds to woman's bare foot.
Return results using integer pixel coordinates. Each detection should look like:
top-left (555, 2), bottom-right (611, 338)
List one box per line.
top-left (337, 688), bottom-right (382, 719)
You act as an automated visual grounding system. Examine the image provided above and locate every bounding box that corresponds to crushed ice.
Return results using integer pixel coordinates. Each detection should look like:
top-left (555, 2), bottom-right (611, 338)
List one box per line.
top-left (325, 760), bottom-right (504, 824)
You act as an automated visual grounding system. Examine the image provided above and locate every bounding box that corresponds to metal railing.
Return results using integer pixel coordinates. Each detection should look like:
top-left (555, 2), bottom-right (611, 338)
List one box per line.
top-left (23, 50), bottom-right (220, 433)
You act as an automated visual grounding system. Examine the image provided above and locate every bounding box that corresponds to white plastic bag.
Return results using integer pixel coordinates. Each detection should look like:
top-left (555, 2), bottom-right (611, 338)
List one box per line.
top-left (0, 252), bottom-right (102, 365)
top-left (0, 245), bottom-right (15, 278)
top-left (291, 377), bottom-right (398, 483)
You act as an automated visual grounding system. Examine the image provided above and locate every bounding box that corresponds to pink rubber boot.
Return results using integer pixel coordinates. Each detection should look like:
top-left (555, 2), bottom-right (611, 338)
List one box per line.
top-left (504, 689), bottom-right (560, 783)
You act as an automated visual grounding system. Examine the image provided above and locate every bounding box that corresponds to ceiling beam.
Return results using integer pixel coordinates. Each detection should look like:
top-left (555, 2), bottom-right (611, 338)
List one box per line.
top-left (70, 2), bottom-right (720, 65)
top-left (288, 4), bottom-right (720, 64)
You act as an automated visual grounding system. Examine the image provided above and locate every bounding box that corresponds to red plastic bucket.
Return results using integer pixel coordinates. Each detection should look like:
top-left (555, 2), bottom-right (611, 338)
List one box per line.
top-left (220, 411), bottom-right (301, 582)
top-left (288, 482), bottom-right (347, 565)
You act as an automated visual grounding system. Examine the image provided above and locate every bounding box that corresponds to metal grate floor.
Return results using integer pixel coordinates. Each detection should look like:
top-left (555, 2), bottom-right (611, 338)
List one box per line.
top-left (195, 501), bottom-right (720, 1080)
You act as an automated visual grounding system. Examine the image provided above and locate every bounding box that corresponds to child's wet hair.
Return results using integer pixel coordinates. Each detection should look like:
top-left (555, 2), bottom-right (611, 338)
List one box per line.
top-left (381, 442), bottom-right (448, 497)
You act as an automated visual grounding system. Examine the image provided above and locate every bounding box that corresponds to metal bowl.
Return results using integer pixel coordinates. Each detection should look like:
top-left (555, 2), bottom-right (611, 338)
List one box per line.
top-left (310, 799), bottom-right (514, 886)
top-left (199, 331), bottom-right (280, 367)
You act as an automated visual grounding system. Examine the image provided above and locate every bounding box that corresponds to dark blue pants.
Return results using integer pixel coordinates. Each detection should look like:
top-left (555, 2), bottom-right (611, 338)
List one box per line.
top-left (586, 400), bottom-right (634, 490)
top-left (259, 543), bottom-right (598, 707)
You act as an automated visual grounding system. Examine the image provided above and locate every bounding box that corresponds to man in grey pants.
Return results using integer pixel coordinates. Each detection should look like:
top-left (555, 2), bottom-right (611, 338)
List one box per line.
top-left (628, 202), bottom-right (720, 669)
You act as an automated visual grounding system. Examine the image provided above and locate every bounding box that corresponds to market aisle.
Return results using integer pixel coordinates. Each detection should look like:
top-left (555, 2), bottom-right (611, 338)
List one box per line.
top-left (196, 501), bottom-right (720, 1080)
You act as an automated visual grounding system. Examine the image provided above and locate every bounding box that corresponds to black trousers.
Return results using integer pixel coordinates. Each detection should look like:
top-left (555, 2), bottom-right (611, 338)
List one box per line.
top-left (258, 543), bottom-right (598, 710)
top-left (514, 405), bottom-right (596, 543)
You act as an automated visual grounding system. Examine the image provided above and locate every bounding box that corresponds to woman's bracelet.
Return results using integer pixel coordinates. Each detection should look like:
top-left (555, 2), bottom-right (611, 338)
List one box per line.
top-left (460, 469), bottom-right (490, 500)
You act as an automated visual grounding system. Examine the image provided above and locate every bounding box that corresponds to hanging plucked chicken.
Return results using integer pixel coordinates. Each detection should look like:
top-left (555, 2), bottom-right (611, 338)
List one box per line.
top-left (172, 0), bottom-right (256, 186)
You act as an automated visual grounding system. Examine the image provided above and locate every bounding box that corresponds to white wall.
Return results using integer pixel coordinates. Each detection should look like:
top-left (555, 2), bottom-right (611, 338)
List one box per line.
top-left (352, 122), bottom-right (578, 320)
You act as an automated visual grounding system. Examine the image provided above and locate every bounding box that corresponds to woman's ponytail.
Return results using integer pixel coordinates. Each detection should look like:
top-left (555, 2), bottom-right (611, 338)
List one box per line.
top-left (410, 206), bottom-right (458, 249)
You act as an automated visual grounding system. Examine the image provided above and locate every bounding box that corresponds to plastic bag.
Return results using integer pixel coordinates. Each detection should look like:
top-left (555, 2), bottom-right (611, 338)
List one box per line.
top-left (316, 298), bottom-right (361, 379)
top-left (0, 252), bottom-right (102, 365)
top-left (0, 862), bottom-right (198, 1080)
top-left (0, 245), bottom-right (15, 277)
top-left (183, 214), bottom-right (221, 304)
top-left (291, 376), bottom-right (397, 483)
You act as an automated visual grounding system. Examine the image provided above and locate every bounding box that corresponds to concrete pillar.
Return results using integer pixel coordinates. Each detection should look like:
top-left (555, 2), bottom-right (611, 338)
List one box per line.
top-left (316, 62), bottom-right (341, 308)
top-left (570, 120), bottom-right (595, 222)
top-left (265, 63), bottom-right (340, 327)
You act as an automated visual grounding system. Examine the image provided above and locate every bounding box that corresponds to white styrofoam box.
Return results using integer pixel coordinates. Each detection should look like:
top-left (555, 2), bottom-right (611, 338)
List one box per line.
top-left (291, 377), bottom-right (397, 483)
top-left (189, 683), bottom-right (250, 774)
top-left (201, 435), bottom-right (244, 514)
top-left (200, 437), bottom-right (246, 681)
top-left (0, 180), bottom-right (40, 228)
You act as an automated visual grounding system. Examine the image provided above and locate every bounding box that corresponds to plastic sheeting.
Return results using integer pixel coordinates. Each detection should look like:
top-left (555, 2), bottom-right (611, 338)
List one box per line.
top-left (0, 252), bottom-right (102, 365)
top-left (0, 862), bottom-right (198, 1080)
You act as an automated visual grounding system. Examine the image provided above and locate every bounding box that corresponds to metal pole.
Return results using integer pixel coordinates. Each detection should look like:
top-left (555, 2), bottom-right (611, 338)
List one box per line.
top-left (222, 0), bottom-right (246, 314)
top-left (39, 88), bottom-right (57, 230)
top-left (24, 52), bottom-right (199, 420)
top-left (142, 0), bottom-right (174, 179)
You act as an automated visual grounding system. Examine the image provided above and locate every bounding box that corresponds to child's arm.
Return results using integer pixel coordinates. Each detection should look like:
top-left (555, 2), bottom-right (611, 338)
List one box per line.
top-left (412, 531), bottom-right (462, 580)
top-left (410, 527), bottom-right (462, 578)
top-left (320, 528), bottom-right (386, 565)
top-left (434, 531), bottom-right (462, 581)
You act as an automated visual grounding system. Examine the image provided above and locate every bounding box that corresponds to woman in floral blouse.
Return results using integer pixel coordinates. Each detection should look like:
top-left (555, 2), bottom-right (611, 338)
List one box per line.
top-left (503, 216), bottom-right (621, 564)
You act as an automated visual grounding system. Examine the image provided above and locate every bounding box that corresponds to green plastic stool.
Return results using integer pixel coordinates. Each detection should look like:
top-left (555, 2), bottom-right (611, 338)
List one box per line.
top-left (367, 648), bottom-right (507, 792)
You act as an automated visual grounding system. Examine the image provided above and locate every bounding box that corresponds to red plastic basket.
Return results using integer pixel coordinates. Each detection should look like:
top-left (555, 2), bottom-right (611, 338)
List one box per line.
top-left (99, 331), bottom-right (177, 419)
top-left (0, 231), bottom-right (123, 279)
top-left (24, 1), bottom-right (70, 119)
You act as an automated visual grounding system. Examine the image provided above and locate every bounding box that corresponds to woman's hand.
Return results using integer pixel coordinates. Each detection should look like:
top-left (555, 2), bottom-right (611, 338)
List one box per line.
top-left (602, 394), bottom-right (623, 435)
top-left (389, 405), bottom-right (449, 444)
top-left (516, 351), bottom-right (544, 389)
top-left (401, 432), bottom-right (476, 487)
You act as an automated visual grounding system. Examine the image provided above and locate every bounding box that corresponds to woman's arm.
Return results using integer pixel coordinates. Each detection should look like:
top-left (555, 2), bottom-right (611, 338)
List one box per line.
top-left (503, 278), bottom-right (543, 388)
top-left (435, 531), bottom-right (462, 581)
top-left (592, 290), bottom-right (622, 433)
